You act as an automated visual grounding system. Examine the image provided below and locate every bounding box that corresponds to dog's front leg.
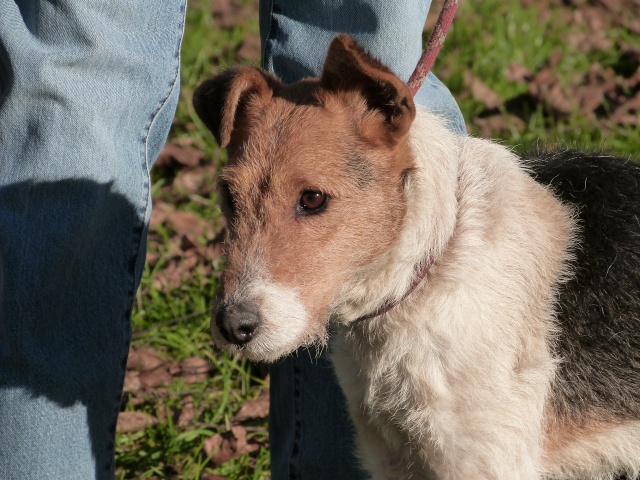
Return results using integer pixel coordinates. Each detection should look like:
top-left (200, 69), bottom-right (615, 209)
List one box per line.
top-left (344, 339), bottom-right (548, 479)
top-left (332, 336), bottom-right (440, 480)
top-left (420, 373), bottom-right (548, 480)
top-left (350, 406), bottom-right (413, 479)
top-left (345, 390), bottom-right (440, 480)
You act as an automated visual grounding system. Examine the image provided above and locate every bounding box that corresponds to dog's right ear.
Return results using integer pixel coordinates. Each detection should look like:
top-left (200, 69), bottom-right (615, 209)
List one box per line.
top-left (193, 67), bottom-right (275, 148)
top-left (321, 34), bottom-right (416, 142)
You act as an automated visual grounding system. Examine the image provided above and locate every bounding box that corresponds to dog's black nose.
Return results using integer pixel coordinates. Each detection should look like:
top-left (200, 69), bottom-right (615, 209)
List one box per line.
top-left (215, 304), bottom-right (260, 345)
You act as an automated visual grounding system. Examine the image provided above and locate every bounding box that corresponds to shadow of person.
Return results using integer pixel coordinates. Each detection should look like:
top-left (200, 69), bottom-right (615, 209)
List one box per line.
top-left (0, 179), bottom-right (144, 479)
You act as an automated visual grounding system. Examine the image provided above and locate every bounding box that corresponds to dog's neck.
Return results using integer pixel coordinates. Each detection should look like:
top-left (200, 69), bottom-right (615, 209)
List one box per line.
top-left (331, 108), bottom-right (461, 324)
top-left (352, 255), bottom-right (434, 323)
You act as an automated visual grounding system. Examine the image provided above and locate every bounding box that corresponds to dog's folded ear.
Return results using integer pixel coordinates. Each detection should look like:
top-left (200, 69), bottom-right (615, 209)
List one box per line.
top-left (193, 67), bottom-right (275, 148)
top-left (321, 34), bottom-right (416, 141)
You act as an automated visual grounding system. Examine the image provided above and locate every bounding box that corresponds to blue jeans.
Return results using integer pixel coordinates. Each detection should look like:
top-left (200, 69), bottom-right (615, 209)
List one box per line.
top-left (261, 2), bottom-right (465, 479)
top-left (0, 1), bottom-right (185, 478)
top-left (0, 1), bottom-right (463, 479)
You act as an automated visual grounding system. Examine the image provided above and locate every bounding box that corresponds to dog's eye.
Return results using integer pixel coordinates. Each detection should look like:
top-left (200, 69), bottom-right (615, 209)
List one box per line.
top-left (299, 190), bottom-right (328, 213)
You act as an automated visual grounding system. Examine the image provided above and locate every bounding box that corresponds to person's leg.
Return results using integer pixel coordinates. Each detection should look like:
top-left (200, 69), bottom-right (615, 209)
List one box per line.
top-left (261, 2), bottom-right (465, 478)
top-left (0, 1), bottom-right (185, 478)
top-left (260, 0), bottom-right (465, 133)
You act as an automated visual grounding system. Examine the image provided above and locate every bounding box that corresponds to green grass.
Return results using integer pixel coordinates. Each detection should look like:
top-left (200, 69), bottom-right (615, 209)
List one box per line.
top-left (435, 0), bottom-right (639, 155)
top-left (116, 0), bottom-right (638, 478)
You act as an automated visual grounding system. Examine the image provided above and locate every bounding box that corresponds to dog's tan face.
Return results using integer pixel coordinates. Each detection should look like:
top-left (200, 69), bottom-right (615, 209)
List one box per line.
top-left (193, 35), bottom-right (417, 361)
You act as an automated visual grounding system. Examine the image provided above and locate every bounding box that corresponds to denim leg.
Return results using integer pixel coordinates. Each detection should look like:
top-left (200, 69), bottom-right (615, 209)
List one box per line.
top-left (262, 1), bottom-right (465, 479)
top-left (0, 2), bottom-right (185, 479)
top-left (260, 0), bottom-right (465, 134)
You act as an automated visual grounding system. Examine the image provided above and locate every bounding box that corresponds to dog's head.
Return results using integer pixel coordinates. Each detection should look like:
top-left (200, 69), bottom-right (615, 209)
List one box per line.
top-left (193, 35), bottom-right (417, 361)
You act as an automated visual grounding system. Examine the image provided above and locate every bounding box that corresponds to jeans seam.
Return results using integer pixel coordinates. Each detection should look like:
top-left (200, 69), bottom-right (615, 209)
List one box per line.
top-left (260, 0), bottom-right (277, 69)
top-left (103, 2), bottom-right (187, 477)
top-left (137, 0), bottom-right (186, 287)
top-left (289, 357), bottom-right (302, 480)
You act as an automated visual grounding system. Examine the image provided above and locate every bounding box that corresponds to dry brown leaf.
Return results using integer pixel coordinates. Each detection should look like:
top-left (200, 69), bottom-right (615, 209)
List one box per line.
top-left (609, 91), bottom-right (640, 126)
top-left (179, 356), bottom-right (211, 384)
top-left (192, 242), bottom-right (224, 263)
top-left (473, 114), bottom-right (525, 138)
top-left (586, 7), bottom-right (608, 30)
top-left (545, 82), bottom-right (573, 116)
top-left (214, 216), bottom-right (227, 236)
top-left (203, 426), bottom-right (260, 466)
top-left (117, 411), bottom-right (158, 433)
top-left (622, 68), bottom-right (640, 90)
top-left (182, 254), bottom-right (202, 275)
top-left (575, 84), bottom-right (605, 116)
top-left (155, 404), bottom-right (170, 422)
top-left (566, 30), bottom-right (613, 53)
top-left (169, 212), bottom-right (216, 250)
top-left (174, 170), bottom-right (206, 195)
top-left (152, 260), bottom-right (187, 293)
top-left (145, 248), bottom-right (161, 267)
top-left (123, 370), bottom-right (142, 393)
top-left (155, 140), bottom-right (204, 168)
top-left (573, 64), bottom-right (614, 116)
top-left (527, 68), bottom-right (573, 117)
top-left (232, 390), bottom-right (270, 423)
top-left (464, 72), bottom-right (502, 110)
top-left (548, 48), bottom-right (563, 68)
top-left (569, 0), bottom-right (640, 31)
top-left (167, 211), bottom-right (205, 238)
top-left (236, 35), bottom-right (261, 62)
top-left (173, 164), bottom-right (218, 195)
top-left (126, 394), bottom-right (146, 406)
top-left (180, 234), bottom-right (200, 252)
top-left (178, 395), bottom-right (195, 427)
top-left (127, 347), bottom-right (166, 371)
top-left (506, 63), bottom-right (532, 83)
top-left (200, 474), bottom-right (227, 480)
top-left (139, 364), bottom-right (172, 389)
top-left (149, 200), bottom-right (175, 230)
top-left (211, 0), bottom-right (235, 27)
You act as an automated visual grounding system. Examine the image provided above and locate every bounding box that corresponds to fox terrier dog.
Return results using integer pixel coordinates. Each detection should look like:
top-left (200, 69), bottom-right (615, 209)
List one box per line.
top-left (193, 35), bottom-right (640, 479)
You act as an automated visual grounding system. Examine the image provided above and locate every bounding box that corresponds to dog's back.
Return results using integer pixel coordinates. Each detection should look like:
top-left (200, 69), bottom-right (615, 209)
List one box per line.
top-left (525, 152), bottom-right (640, 477)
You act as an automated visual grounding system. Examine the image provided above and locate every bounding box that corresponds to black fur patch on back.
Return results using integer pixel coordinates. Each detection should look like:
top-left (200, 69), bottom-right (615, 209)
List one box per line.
top-left (523, 150), bottom-right (640, 424)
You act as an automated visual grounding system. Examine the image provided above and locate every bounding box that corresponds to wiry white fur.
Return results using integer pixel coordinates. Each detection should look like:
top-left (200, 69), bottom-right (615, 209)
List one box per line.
top-left (330, 107), bottom-right (582, 479)
top-left (542, 422), bottom-right (640, 479)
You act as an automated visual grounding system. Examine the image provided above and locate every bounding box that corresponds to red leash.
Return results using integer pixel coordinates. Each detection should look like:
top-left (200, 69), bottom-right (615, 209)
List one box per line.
top-left (407, 0), bottom-right (460, 97)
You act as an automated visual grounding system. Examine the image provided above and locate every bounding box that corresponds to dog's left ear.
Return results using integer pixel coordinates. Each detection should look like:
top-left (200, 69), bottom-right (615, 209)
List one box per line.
top-left (321, 34), bottom-right (416, 142)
